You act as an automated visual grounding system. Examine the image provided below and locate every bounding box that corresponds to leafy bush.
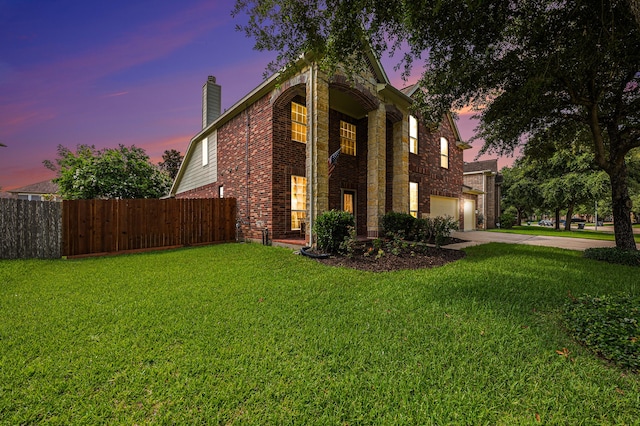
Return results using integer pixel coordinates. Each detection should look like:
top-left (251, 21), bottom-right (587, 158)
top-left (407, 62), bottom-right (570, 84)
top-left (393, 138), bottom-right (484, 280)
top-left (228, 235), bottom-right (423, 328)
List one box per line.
top-left (499, 211), bottom-right (516, 229)
top-left (498, 206), bottom-right (519, 229)
top-left (412, 217), bottom-right (434, 242)
top-left (583, 247), bottom-right (640, 267)
top-left (432, 215), bottom-right (459, 248)
top-left (380, 212), bottom-right (458, 248)
top-left (563, 294), bottom-right (639, 372)
top-left (339, 226), bottom-right (359, 258)
top-left (314, 210), bottom-right (355, 254)
top-left (381, 212), bottom-right (416, 239)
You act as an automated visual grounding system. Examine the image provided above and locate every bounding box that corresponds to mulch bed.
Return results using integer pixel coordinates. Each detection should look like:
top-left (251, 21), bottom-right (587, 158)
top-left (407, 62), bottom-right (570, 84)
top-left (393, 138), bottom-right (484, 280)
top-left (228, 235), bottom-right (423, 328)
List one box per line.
top-left (303, 237), bottom-right (467, 273)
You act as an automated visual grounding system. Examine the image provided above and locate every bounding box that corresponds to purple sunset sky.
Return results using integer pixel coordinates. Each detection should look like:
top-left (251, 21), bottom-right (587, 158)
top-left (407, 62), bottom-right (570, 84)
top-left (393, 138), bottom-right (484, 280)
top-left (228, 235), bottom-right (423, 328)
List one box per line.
top-left (0, 0), bottom-right (510, 191)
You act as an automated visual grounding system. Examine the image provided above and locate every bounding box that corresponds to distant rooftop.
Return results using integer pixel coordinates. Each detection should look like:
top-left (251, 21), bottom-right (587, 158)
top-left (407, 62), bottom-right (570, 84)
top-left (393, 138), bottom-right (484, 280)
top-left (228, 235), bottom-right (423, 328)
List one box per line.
top-left (464, 159), bottom-right (498, 173)
top-left (8, 180), bottom-right (59, 195)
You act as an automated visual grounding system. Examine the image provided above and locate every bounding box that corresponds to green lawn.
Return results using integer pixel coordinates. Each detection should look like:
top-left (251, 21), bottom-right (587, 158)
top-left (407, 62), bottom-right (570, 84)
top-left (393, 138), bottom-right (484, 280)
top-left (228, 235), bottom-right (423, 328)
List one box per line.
top-left (1, 243), bottom-right (638, 424)
top-left (491, 225), bottom-right (640, 243)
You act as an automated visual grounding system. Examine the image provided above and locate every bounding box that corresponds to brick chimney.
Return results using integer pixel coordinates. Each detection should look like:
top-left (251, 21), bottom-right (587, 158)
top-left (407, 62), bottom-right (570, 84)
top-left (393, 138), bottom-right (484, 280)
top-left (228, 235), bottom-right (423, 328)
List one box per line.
top-left (202, 75), bottom-right (221, 128)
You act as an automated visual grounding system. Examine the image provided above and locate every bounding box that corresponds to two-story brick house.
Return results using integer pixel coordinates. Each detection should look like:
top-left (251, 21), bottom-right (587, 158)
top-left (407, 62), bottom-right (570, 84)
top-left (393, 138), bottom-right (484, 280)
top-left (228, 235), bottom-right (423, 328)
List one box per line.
top-left (169, 52), bottom-right (475, 244)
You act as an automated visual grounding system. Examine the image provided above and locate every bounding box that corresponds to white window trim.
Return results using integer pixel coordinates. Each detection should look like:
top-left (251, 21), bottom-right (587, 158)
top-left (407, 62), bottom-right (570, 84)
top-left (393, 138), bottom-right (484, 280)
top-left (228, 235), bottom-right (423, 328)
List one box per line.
top-left (440, 137), bottom-right (449, 169)
top-left (409, 115), bottom-right (418, 154)
top-left (409, 182), bottom-right (418, 218)
top-left (202, 137), bottom-right (209, 166)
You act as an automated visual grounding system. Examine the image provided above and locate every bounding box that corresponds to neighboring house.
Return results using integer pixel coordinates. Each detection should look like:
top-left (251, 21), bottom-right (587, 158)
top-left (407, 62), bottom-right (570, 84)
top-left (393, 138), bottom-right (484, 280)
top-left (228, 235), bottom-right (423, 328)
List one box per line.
top-left (7, 180), bottom-right (61, 201)
top-left (463, 160), bottom-right (502, 229)
top-left (170, 52), bottom-right (474, 244)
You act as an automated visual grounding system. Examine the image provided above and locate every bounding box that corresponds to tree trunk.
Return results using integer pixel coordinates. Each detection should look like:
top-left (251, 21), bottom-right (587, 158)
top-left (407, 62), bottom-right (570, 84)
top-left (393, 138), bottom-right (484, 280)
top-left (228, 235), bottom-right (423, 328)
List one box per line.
top-left (609, 165), bottom-right (637, 250)
top-left (555, 208), bottom-right (561, 230)
top-left (564, 203), bottom-right (574, 231)
top-left (517, 208), bottom-right (523, 226)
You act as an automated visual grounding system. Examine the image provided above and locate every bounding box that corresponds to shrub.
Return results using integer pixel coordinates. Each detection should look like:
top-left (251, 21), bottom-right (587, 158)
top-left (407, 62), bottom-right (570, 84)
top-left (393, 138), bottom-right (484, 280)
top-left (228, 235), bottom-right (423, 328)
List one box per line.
top-left (432, 215), bottom-right (459, 248)
top-left (314, 210), bottom-right (355, 254)
top-left (563, 294), bottom-right (639, 372)
top-left (499, 211), bottom-right (516, 229)
top-left (583, 247), bottom-right (640, 267)
top-left (380, 212), bottom-right (458, 247)
top-left (413, 217), bottom-right (434, 243)
top-left (339, 226), bottom-right (359, 258)
top-left (381, 212), bottom-right (416, 239)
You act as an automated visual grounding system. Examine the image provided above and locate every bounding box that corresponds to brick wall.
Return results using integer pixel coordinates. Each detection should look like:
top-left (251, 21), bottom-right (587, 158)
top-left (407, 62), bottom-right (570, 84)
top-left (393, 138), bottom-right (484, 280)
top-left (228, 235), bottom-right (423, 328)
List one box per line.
top-left (272, 91), bottom-right (307, 239)
top-left (177, 94), bottom-right (274, 241)
top-left (409, 115), bottom-right (465, 228)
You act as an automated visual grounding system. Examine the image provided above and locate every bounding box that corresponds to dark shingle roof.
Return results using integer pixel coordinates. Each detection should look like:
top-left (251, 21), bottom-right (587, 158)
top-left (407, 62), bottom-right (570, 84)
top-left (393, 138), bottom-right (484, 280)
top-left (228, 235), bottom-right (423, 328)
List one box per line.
top-left (8, 180), bottom-right (59, 195)
top-left (463, 159), bottom-right (498, 173)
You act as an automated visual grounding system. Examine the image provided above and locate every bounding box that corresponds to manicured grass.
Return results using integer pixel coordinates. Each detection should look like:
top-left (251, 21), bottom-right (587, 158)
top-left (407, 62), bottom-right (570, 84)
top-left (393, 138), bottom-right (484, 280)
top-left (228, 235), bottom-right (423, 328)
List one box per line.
top-left (491, 225), bottom-right (640, 243)
top-left (1, 243), bottom-right (639, 424)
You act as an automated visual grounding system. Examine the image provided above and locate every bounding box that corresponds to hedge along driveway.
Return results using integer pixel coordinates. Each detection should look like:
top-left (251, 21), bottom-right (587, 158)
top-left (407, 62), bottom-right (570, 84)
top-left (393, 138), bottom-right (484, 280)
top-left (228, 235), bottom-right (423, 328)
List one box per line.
top-left (0, 243), bottom-right (638, 424)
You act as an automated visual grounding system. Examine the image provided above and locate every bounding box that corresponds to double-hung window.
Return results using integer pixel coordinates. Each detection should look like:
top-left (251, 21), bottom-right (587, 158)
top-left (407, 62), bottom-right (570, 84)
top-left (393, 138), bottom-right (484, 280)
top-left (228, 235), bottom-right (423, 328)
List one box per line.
top-left (291, 176), bottom-right (307, 230)
top-left (340, 121), bottom-right (356, 156)
top-left (409, 115), bottom-right (418, 154)
top-left (409, 182), bottom-right (419, 218)
top-left (440, 137), bottom-right (449, 169)
top-left (291, 102), bottom-right (307, 143)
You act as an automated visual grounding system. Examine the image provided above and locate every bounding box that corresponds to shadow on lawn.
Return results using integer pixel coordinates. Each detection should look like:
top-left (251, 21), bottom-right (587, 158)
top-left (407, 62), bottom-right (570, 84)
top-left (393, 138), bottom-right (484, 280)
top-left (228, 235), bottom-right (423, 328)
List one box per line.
top-left (428, 242), bottom-right (618, 314)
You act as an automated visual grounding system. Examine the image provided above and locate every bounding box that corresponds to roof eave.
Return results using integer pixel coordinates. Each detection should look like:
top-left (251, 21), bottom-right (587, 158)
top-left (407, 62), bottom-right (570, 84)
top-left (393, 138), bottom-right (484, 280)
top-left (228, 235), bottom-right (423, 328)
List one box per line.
top-left (170, 68), bottom-right (286, 197)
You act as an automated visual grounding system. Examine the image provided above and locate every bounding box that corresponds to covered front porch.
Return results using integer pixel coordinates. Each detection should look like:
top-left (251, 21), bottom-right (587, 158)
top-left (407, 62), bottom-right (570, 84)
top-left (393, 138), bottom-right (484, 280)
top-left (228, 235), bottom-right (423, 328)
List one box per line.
top-left (301, 64), bottom-right (412, 246)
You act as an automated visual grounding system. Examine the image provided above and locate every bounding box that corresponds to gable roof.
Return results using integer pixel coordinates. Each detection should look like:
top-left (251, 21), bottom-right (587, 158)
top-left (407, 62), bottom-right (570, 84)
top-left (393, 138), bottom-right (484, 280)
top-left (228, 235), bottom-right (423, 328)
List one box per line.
top-left (170, 46), bottom-right (412, 197)
top-left (8, 180), bottom-right (59, 195)
top-left (401, 83), bottom-right (470, 149)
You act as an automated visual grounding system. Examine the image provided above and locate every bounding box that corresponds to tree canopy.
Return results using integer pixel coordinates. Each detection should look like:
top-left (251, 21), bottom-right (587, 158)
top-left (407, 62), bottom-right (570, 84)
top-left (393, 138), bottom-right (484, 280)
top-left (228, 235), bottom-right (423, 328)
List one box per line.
top-left (235, 0), bottom-right (640, 249)
top-left (44, 144), bottom-right (172, 199)
top-left (158, 149), bottom-right (184, 180)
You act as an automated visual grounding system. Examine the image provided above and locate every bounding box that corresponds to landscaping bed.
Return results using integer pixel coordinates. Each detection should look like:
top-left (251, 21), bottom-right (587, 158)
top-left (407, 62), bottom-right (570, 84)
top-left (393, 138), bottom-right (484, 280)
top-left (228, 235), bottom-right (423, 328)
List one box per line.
top-left (304, 237), bottom-right (467, 272)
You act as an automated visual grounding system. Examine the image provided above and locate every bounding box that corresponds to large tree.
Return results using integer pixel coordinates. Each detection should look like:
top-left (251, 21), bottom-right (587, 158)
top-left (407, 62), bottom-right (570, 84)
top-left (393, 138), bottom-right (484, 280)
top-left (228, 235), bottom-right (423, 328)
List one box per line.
top-left (234, 0), bottom-right (640, 249)
top-left (500, 161), bottom-right (542, 226)
top-left (44, 144), bottom-right (172, 199)
top-left (158, 149), bottom-right (184, 180)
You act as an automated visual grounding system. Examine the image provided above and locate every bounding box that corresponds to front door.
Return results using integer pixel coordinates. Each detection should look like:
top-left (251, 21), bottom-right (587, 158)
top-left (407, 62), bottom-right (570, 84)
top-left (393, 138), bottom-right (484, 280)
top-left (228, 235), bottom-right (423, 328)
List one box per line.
top-left (464, 199), bottom-right (476, 231)
top-left (343, 190), bottom-right (355, 214)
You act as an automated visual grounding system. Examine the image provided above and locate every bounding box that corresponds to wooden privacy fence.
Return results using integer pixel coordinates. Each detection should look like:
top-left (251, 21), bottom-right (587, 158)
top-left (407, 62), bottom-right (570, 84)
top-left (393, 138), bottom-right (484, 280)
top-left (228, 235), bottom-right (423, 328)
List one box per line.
top-left (62, 198), bottom-right (237, 257)
top-left (0, 198), bottom-right (63, 259)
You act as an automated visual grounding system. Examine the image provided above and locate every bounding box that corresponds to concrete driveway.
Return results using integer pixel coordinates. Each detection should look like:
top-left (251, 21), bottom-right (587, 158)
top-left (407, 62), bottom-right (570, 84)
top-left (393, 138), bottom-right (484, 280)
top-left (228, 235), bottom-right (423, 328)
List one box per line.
top-left (449, 230), bottom-right (617, 251)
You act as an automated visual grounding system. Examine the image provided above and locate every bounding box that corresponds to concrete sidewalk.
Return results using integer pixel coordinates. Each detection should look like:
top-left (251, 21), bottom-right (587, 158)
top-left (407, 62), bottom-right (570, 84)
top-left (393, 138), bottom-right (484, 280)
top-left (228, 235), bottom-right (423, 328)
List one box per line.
top-left (449, 231), bottom-right (617, 251)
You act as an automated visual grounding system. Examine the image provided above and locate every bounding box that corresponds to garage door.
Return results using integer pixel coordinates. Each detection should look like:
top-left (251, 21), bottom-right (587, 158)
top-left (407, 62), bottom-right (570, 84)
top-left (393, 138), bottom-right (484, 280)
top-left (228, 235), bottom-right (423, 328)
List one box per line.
top-left (464, 199), bottom-right (476, 231)
top-left (430, 196), bottom-right (459, 220)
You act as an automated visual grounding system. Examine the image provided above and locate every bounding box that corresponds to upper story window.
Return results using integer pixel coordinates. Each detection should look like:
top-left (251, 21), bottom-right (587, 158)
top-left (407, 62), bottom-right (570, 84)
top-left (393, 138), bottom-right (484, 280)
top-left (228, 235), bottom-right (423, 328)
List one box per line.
top-left (409, 115), bottom-right (418, 154)
top-left (202, 137), bottom-right (208, 166)
top-left (291, 102), bottom-right (307, 143)
top-left (409, 182), bottom-right (418, 218)
top-left (340, 121), bottom-right (356, 156)
top-left (440, 137), bottom-right (449, 169)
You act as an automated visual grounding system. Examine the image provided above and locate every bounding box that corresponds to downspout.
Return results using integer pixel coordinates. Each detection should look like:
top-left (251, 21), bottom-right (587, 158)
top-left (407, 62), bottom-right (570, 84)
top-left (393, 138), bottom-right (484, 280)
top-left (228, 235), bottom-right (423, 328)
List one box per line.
top-left (482, 173), bottom-right (486, 229)
top-left (307, 62), bottom-right (315, 247)
top-left (246, 106), bottom-right (250, 225)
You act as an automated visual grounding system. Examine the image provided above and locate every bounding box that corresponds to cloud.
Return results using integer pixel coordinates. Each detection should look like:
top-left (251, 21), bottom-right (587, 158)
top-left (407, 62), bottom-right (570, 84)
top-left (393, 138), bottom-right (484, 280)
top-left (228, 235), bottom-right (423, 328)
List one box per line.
top-left (0, 1), bottom-right (228, 134)
top-left (102, 91), bottom-right (129, 98)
